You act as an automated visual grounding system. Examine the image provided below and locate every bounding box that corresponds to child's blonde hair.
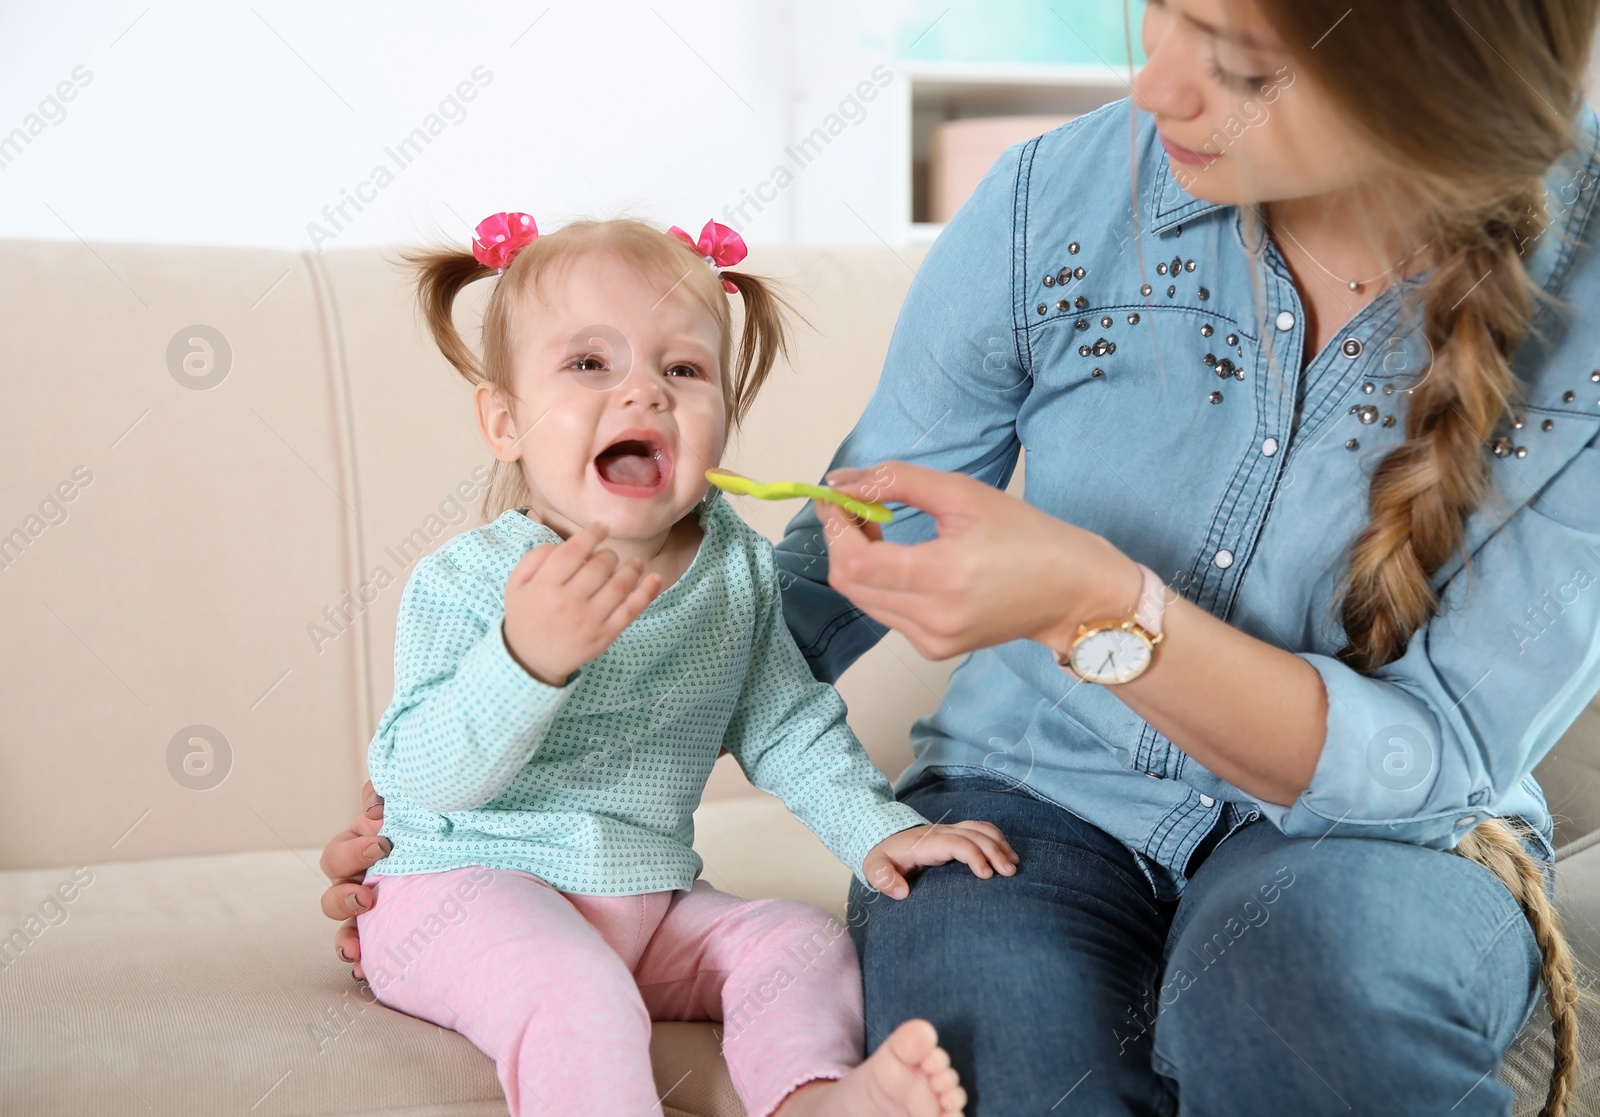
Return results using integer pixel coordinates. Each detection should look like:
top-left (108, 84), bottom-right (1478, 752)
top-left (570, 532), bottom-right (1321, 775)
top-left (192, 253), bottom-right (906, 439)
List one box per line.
top-left (403, 217), bottom-right (792, 521)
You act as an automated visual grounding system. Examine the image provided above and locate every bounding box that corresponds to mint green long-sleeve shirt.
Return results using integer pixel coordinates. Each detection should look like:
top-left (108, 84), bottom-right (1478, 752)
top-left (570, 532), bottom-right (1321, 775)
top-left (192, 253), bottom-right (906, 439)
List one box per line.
top-left (364, 490), bottom-right (927, 895)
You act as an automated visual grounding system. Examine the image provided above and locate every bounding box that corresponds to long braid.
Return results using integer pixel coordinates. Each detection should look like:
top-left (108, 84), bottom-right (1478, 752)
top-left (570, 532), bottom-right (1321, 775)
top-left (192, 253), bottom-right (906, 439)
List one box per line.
top-left (1456, 819), bottom-right (1581, 1117)
top-left (1335, 195), bottom-right (1579, 1116)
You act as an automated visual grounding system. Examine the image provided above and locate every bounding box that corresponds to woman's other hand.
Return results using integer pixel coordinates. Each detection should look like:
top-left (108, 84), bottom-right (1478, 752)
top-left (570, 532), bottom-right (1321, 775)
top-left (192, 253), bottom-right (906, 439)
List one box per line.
top-left (819, 461), bottom-right (1141, 660)
top-left (318, 780), bottom-right (389, 980)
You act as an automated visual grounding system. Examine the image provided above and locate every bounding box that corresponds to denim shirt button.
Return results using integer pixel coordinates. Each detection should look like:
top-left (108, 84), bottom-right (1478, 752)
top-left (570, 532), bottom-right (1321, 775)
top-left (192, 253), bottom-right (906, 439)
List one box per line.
top-left (1199, 794), bottom-right (1216, 807)
top-left (1261, 437), bottom-right (1279, 457)
top-left (1213, 549), bottom-right (1235, 569)
top-left (1457, 815), bottom-right (1478, 827)
top-left (1275, 311), bottom-right (1296, 332)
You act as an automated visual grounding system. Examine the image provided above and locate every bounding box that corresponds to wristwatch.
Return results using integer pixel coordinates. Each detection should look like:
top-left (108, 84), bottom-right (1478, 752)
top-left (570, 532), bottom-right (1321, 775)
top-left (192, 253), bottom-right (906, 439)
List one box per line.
top-left (1057, 563), bottom-right (1168, 685)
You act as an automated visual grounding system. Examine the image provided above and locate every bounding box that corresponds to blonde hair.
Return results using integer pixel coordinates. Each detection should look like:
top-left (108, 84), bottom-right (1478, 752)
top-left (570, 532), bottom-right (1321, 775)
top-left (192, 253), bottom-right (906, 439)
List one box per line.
top-left (1241, 2), bottom-right (1599, 1112)
top-left (402, 217), bottom-right (792, 521)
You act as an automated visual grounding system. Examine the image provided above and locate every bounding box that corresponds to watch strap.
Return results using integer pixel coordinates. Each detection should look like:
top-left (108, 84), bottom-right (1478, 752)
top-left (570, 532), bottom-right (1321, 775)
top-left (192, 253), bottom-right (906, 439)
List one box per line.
top-left (1133, 563), bottom-right (1167, 638)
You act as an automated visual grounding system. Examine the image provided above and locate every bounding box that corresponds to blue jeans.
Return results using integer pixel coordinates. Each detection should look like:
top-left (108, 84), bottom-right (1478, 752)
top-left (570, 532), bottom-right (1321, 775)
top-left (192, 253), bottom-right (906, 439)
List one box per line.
top-left (847, 771), bottom-right (1545, 1115)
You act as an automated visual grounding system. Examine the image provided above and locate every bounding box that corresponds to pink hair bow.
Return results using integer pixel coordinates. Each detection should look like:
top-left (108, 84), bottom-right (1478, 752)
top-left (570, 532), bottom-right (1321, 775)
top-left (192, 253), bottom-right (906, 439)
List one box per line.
top-left (473, 212), bottom-right (539, 270)
top-left (669, 219), bottom-right (747, 293)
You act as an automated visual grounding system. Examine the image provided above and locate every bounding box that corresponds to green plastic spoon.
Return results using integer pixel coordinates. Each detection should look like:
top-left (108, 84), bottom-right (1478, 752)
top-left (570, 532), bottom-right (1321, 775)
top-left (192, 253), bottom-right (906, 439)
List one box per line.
top-left (705, 467), bottom-right (893, 524)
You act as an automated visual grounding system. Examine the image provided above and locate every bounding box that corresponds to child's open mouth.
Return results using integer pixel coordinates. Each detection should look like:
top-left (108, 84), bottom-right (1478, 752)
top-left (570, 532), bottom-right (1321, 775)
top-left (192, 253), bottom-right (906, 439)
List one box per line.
top-left (593, 432), bottom-right (673, 497)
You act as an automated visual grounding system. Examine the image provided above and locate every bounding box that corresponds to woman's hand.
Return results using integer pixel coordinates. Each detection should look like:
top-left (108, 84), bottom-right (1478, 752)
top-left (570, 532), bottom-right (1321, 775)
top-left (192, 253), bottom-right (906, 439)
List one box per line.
top-left (818, 461), bottom-right (1141, 660)
top-left (863, 821), bottom-right (1018, 899)
top-left (318, 780), bottom-right (390, 980)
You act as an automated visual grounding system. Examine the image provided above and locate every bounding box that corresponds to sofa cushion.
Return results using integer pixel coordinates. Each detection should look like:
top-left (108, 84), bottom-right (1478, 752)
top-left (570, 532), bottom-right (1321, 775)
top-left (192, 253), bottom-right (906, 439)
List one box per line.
top-left (0, 797), bottom-right (847, 1116)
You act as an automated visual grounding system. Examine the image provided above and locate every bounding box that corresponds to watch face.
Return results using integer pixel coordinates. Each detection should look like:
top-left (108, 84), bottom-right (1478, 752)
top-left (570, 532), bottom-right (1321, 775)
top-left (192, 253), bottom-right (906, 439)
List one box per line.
top-left (1069, 627), bottom-right (1153, 684)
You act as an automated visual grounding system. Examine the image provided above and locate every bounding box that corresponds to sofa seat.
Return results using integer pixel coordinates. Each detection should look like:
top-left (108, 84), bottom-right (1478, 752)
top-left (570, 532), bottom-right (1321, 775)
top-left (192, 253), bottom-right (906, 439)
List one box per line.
top-left (4, 795), bottom-right (1600, 1117)
top-left (0, 797), bottom-right (847, 1117)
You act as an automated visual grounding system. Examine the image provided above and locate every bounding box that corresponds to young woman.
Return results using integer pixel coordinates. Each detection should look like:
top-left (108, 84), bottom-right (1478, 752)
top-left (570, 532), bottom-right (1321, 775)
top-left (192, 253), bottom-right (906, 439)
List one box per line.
top-left (323, 0), bottom-right (1600, 1112)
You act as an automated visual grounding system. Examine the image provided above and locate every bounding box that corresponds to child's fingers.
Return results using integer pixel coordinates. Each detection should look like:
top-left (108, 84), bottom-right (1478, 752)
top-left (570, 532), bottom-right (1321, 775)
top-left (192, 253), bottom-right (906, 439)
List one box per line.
top-left (588, 557), bottom-right (644, 617)
top-left (959, 830), bottom-right (1017, 875)
top-left (603, 570), bottom-right (663, 635)
top-left (565, 545), bottom-right (621, 599)
top-left (953, 819), bottom-right (1017, 870)
top-left (864, 854), bottom-right (910, 900)
top-left (508, 541), bottom-right (556, 588)
top-left (937, 834), bottom-right (999, 880)
top-left (540, 521), bottom-right (610, 585)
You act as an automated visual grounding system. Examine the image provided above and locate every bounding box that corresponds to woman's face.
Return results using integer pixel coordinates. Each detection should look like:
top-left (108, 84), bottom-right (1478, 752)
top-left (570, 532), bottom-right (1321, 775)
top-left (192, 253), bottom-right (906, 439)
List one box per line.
top-left (1133, 0), bottom-right (1383, 205)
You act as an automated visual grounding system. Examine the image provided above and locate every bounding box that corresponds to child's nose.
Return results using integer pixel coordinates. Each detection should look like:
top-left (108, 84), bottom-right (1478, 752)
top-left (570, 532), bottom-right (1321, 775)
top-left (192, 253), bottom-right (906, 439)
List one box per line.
top-left (619, 371), bottom-right (669, 408)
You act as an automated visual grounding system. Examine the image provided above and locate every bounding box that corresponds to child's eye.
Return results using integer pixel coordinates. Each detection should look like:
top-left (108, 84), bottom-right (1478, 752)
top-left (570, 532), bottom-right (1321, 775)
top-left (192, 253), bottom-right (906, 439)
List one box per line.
top-left (665, 363), bottom-right (705, 379)
top-left (568, 355), bottom-right (609, 373)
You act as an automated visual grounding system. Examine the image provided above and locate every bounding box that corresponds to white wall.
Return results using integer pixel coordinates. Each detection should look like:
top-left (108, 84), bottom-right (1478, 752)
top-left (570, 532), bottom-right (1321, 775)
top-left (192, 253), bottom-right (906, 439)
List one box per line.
top-left (1, 3), bottom-right (1594, 252)
top-left (0, 1), bottom-right (811, 250)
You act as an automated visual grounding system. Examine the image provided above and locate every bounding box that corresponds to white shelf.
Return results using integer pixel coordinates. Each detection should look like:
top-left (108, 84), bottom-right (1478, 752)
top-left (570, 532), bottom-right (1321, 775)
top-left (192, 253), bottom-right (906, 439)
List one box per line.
top-left (897, 61), bottom-right (1131, 240)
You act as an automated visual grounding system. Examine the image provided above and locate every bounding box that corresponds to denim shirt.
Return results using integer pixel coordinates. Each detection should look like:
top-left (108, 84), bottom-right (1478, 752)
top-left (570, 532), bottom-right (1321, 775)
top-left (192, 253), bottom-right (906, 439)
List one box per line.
top-left (774, 97), bottom-right (1600, 900)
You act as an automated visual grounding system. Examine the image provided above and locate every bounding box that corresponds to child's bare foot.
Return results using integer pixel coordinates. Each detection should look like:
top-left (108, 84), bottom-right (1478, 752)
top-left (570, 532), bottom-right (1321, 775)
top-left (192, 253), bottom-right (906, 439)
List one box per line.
top-left (773, 1019), bottom-right (965, 1117)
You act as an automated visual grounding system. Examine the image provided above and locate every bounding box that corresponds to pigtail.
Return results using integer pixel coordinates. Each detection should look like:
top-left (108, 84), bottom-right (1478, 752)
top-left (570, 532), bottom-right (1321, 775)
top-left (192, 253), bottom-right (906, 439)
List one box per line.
top-left (719, 270), bottom-right (798, 427)
top-left (400, 248), bottom-right (497, 385)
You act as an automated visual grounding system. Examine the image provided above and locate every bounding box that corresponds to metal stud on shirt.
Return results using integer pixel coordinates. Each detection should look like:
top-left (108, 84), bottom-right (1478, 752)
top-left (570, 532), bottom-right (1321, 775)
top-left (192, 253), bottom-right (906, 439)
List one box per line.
top-left (1201, 324), bottom-right (1214, 337)
top-left (1038, 304), bottom-right (1048, 316)
top-left (1225, 334), bottom-right (1238, 347)
top-left (1058, 300), bottom-right (1071, 312)
top-left (1564, 391), bottom-right (1577, 403)
top-left (1185, 260), bottom-right (1196, 272)
top-left (1167, 285), bottom-right (1177, 297)
top-left (1210, 390), bottom-right (1224, 404)
top-left (1101, 316), bottom-right (1113, 328)
top-left (1493, 437), bottom-right (1514, 457)
top-left (1079, 344), bottom-right (1092, 357)
top-left (1074, 267), bottom-right (1086, 280)
top-left (1128, 313), bottom-right (1141, 325)
top-left (1141, 284), bottom-right (1153, 297)
top-left (1357, 405), bottom-right (1379, 424)
top-left (1043, 274), bottom-right (1056, 288)
top-left (1069, 242), bottom-right (1081, 255)
top-left (1346, 439), bottom-right (1360, 450)
top-left (1171, 256), bottom-right (1182, 276)
top-left (1543, 419), bottom-right (1555, 431)
top-left (1198, 287), bottom-right (1210, 300)
top-left (1158, 262), bottom-right (1169, 275)
top-left (1076, 295), bottom-right (1089, 309)
top-left (1341, 338), bottom-right (1364, 358)
top-left (1059, 268), bottom-right (1072, 285)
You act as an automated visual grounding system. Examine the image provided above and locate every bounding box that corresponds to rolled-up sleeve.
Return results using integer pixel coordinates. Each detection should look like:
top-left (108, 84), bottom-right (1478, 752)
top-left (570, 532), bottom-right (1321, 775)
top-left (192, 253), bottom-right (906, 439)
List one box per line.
top-left (1252, 426), bottom-right (1600, 848)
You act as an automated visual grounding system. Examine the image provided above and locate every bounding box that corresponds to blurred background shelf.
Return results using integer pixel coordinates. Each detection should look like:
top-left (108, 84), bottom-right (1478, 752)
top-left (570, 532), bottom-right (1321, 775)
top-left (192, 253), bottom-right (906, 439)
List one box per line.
top-left (904, 61), bottom-right (1132, 235)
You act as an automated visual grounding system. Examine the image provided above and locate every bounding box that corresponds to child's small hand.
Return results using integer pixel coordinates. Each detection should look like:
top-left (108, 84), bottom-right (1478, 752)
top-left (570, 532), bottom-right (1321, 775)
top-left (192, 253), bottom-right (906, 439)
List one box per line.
top-left (863, 821), bottom-right (1018, 899)
top-left (503, 521), bottom-right (662, 687)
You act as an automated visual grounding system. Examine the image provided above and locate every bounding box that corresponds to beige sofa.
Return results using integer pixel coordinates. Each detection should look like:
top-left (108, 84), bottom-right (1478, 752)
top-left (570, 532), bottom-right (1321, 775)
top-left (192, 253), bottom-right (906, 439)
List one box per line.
top-left (1, 238), bottom-right (1598, 1116)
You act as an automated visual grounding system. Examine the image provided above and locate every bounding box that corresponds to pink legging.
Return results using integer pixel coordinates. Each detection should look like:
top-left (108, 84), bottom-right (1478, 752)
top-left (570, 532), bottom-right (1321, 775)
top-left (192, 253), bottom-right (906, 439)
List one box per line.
top-left (355, 867), bottom-right (863, 1117)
